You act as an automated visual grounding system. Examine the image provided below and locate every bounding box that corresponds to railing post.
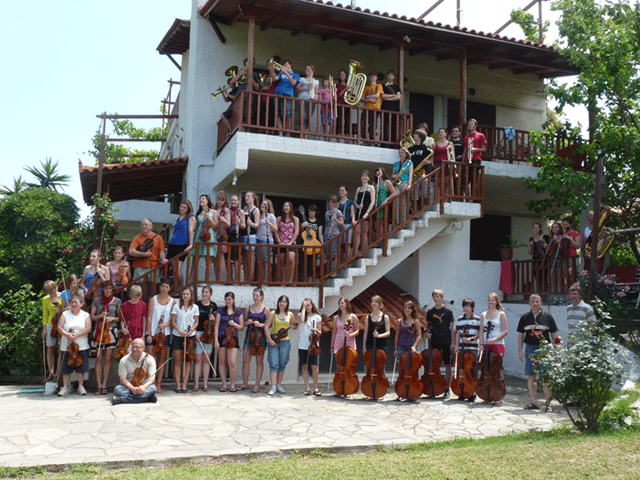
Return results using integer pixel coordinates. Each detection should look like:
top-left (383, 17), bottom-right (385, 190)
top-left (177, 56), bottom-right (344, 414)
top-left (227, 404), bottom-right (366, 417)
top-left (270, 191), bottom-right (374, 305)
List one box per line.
top-left (193, 244), bottom-right (200, 292)
top-left (383, 203), bottom-right (388, 256)
top-left (439, 169), bottom-right (445, 214)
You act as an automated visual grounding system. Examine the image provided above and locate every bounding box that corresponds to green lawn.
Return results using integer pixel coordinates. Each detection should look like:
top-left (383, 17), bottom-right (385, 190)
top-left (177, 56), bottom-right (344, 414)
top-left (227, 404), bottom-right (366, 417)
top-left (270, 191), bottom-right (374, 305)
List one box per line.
top-left (2, 429), bottom-right (639, 479)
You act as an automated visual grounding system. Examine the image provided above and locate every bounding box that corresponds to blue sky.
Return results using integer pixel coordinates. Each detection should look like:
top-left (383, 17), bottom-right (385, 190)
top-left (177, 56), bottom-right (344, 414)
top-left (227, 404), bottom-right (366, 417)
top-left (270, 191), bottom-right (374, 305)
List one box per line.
top-left (0, 0), bottom-right (578, 218)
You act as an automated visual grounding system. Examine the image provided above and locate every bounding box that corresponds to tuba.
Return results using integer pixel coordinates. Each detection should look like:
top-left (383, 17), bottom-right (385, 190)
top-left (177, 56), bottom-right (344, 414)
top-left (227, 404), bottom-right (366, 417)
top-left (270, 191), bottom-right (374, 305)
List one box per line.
top-left (225, 66), bottom-right (239, 77)
top-left (343, 60), bottom-right (367, 106)
top-left (584, 206), bottom-right (615, 260)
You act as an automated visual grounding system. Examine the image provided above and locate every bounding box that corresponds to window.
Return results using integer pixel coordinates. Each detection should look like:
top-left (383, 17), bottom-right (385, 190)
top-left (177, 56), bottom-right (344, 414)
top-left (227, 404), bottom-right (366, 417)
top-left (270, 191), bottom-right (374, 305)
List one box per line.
top-left (469, 214), bottom-right (510, 261)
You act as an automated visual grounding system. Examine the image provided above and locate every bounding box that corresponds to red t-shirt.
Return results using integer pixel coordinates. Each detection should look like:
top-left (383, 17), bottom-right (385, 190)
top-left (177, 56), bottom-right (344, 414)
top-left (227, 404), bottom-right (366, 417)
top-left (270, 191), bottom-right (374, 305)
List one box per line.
top-left (464, 132), bottom-right (487, 162)
top-left (121, 300), bottom-right (148, 339)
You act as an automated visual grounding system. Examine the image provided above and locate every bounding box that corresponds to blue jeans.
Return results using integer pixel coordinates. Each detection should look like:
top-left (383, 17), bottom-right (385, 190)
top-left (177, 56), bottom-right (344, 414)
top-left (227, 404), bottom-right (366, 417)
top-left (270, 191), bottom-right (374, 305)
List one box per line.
top-left (268, 339), bottom-right (291, 373)
top-left (113, 383), bottom-right (157, 403)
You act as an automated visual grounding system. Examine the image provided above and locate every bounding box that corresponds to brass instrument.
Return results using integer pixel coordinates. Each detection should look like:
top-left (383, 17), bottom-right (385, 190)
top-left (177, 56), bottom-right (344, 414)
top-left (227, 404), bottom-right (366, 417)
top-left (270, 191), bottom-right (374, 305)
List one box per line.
top-left (225, 66), bottom-right (239, 77)
top-left (584, 206), bottom-right (615, 260)
top-left (447, 143), bottom-right (455, 162)
top-left (268, 57), bottom-right (287, 73)
top-left (399, 129), bottom-right (415, 150)
top-left (259, 72), bottom-right (272, 90)
top-left (329, 75), bottom-right (337, 125)
top-left (467, 136), bottom-right (474, 163)
top-left (343, 60), bottom-right (367, 106)
top-left (210, 85), bottom-right (229, 98)
top-left (412, 149), bottom-right (434, 180)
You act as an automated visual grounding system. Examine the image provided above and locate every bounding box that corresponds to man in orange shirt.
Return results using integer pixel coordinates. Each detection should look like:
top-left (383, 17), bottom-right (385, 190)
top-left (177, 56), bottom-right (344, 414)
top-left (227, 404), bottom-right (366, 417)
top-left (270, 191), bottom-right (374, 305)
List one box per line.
top-left (360, 71), bottom-right (383, 143)
top-left (128, 218), bottom-right (168, 282)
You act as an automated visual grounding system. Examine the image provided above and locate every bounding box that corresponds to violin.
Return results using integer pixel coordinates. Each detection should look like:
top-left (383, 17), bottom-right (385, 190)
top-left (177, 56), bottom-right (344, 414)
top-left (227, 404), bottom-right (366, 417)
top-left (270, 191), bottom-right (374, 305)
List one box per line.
top-left (94, 312), bottom-right (111, 346)
top-left (200, 315), bottom-right (215, 344)
top-left (114, 263), bottom-right (129, 287)
top-left (546, 234), bottom-right (570, 259)
top-left (67, 329), bottom-right (82, 367)
top-left (308, 331), bottom-right (321, 356)
top-left (270, 326), bottom-right (292, 345)
top-left (51, 307), bottom-right (62, 339)
top-left (131, 353), bottom-right (148, 387)
top-left (87, 270), bottom-right (103, 301)
top-left (451, 326), bottom-right (477, 400)
top-left (114, 308), bottom-right (131, 360)
top-left (222, 324), bottom-right (237, 349)
top-left (199, 214), bottom-right (212, 242)
top-left (153, 330), bottom-right (167, 359)
top-left (184, 335), bottom-right (195, 363)
top-left (476, 321), bottom-right (506, 403)
top-left (333, 319), bottom-right (359, 396)
top-left (249, 325), bottom-right (265, 356)
top-left (361, 319), bottom-right (389, 400)
top-left (394, 325), bottom-right (422, 401)
top-left (421, 322), bottom-right (447, 398)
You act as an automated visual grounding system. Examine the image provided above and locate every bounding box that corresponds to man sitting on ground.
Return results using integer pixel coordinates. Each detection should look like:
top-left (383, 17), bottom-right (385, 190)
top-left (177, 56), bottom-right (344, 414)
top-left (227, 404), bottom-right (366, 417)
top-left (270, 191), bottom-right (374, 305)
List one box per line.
top-left (112, 338), bottom-right (158, 405)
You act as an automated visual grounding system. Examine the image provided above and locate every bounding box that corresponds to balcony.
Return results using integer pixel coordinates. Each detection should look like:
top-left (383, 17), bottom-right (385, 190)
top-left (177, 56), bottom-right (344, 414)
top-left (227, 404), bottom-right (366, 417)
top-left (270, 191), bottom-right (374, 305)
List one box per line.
top-left (501, 257), bottom-right (579, 302)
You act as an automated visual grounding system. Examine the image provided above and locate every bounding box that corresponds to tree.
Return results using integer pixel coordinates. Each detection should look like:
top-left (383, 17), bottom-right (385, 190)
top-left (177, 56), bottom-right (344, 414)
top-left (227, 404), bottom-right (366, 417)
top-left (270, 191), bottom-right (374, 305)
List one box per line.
top-left (526, 0), bottom-right (640, 263)
top-left (23, 157), bottom-right (71, 191)
top-left (0, 175), bottom-right (28, 197)
top-left (510, 8), bottom-right (549, 43)
top-left (0, 188), bottom-right (79, 293)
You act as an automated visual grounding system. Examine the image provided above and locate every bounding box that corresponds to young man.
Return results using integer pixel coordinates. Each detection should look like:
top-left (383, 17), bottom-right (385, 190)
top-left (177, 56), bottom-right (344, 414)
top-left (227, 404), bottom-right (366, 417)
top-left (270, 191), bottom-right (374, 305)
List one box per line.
top-left (454, 298), bottom-right (481, 402)
top-left (450, 125), bottom-right (465, 162)
top-left (566, 283), bottom-right (596, 347)
top-left (112, 338), bottom-right (158, 405)
top-left (380, 69), bottom-right (402, 145)
top-left (463, 119), bottom-right (487, 196)
top-left (269, 59), bottom-right (300, 135)
top-left (324, 195), bottom-right (344, 271)
top-left (360, 71), bottom-right (383, 142)
top-left (409, 129), bottom-right (433, 177)
top-left (517, 294), bottom-right (559, 412)
top-left (425, 289), bottom-right (455, 399)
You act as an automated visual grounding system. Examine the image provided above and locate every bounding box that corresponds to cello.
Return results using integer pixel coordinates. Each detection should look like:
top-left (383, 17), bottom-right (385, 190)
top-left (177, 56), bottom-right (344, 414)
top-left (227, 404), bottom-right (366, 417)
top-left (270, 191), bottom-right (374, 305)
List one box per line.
top-left (451, 326), bottom-right (476, 400)
top-left (394, 325), bottom-right (422, 401)
top-left (421, 322), bottom-right (447, 398)
top-left (333, 319), bottom-right (359, 397)
top-left (476, 321), bottom-right (506, 403)
top-left (361, 316), bottom-right (389, 400)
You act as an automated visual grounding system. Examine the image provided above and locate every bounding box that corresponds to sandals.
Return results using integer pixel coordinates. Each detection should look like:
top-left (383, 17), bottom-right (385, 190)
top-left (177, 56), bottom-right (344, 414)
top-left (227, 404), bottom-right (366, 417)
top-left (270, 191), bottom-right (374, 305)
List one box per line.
top-left (229, 387), bottom-right (239, 392)
top-left (219, 387), bottom-right (228, 392)
top-left (304, 389), bottom-right (311, 395)
top-left (314, 390), bottom-right (322, 397)
top-left (202, 386), bottom-right (210, 392)
top-left (524, 402), bottom-right (540, 410)
top-left (192, 387), bottom-right (199, 392)
top-left (252, 386), bottom-right (260, 394)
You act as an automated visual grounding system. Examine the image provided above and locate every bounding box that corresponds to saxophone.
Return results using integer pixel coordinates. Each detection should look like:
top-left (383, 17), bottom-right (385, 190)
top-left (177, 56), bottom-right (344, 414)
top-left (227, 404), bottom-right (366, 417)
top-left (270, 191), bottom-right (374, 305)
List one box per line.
top-left (343, 60), bottom-right (367, 106)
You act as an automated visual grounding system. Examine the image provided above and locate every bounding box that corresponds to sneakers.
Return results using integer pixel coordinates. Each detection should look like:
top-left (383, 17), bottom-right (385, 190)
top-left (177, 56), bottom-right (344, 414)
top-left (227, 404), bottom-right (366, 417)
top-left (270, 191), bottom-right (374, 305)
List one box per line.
top-left (77, 385), bottom-right (87, 396)
top-left (148, 394), bottom-right (158, 403)
top-left (268, 386), bottom-right (276, 396)
top-left (111, 396), bottom-right (123, 405)
top-left (276, 384), bottom-right (286, 394)
top-left (57, 386), bottom-right (68, 397)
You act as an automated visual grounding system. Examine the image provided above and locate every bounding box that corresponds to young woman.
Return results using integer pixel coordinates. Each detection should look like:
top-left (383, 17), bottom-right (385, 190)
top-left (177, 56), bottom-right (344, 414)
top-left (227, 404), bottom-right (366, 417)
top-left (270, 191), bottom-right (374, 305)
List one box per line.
top-left (394, 301), bottom-right (422, 358)
top-left (60, 274), bottom-right (86, 309)
top-left (374, 167), bottom-right (395, 240)
top-left (433, 128), bottom-right (455, 194)
top-left (191, 194), bottom-right (219, 283)
top-left (265, 295), bottom-right (297, 395)
top-left (145, 277), bottom-right (176, 393)
top-left (330, 296), bottom-right (360, 395)
top-left (362, 295), bottom-right (391, 378)
top-left (119, 284), bottom-right (147, 341)
top-left (214, 191), bottom-right (231, 281)
top-left (90, 280), bottom-right (121, 394)
top-left (298, 298), bottom-right (322, 396)
top-left (353, 170), bottom-right (375, 253)
top-left (258, 199), bottom-right (277, 282)
top-left (337, 185), bottom-right (355, 259)
top-left (529, 222), bottom-right (550, 292)
top-left (171, 287), bottom-right (199, 393)
top-left (478, 293), bottom-right (508, 405)
top-left (241, 288), bottom-right (270, 393)
top-left (300, 204), bottom-right (323, 281)
top-left (243, 191), bottom-right (260, 283)
top-left (227, 194), bottom-right (246, 282)
top-left (42, 280), bottom-right (63, 382)
top-left (214, 292), bottom-right (244, 392)
top-left (193, 285), bottom-right (217, 392)
top-left (295, 64), bottom-right (318, 137)
top-left (167, 200), bottom-right (195, 289)
top-left (547, 221), bottom-right (568, 298)
top-left (81, 249), bottom-right (110, 306)
top-left (106, 246), bottom-right (131, 289)
top-left (57, 295), bottom-right (92, 396)
top-left (392, 148), bottom-right (413, 223)
top-left (317, 76), bottom-right (333, 137)
top-left (276, 201), bottom-right (300, 282)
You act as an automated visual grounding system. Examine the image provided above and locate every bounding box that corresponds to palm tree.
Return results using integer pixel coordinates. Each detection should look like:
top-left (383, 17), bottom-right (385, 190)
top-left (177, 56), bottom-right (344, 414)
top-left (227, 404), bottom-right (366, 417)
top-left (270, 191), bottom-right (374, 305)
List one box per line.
top-left (24, 157), bottom-right (71, 192)
top-left (0, 175), bottom-right (28, 197)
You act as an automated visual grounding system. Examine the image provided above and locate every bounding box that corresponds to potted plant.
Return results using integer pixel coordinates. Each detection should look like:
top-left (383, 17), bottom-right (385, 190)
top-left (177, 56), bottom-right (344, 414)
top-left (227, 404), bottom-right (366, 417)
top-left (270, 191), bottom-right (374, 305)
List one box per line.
top-left (497, 235), bottom-right (527, 261)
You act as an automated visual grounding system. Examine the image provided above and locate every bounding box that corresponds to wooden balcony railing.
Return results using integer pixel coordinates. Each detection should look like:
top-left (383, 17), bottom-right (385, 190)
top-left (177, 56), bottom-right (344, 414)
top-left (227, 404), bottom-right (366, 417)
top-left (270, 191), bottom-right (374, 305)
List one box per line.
top-left (503, 257), bottom-right (579, 301)
top-left (217, 90), bottom-right (413, 152)
top-left (117, 162), bottom-right (484, 307)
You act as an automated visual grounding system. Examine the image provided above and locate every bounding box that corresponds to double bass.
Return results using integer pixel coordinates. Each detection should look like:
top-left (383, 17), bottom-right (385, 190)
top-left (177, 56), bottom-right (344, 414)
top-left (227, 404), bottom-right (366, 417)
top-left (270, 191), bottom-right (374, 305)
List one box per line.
top-left (421, 322), bottom-right (447, 398)
top-left (451, 326), bottom-right (476, 400)
top-left (394, 325), bottom-right (422, 401)
top-left (361, 317), bottom-right (389, 400)
top-left (476, 321), bottom-right (506, 403)
top-left (333, 319), bottom-right (359, 397)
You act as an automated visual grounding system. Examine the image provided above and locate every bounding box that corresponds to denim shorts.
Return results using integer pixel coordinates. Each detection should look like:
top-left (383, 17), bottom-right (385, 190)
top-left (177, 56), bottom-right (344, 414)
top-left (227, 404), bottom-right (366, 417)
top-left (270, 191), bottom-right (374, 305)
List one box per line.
top-left (277, 97), bottom-right (293, 117)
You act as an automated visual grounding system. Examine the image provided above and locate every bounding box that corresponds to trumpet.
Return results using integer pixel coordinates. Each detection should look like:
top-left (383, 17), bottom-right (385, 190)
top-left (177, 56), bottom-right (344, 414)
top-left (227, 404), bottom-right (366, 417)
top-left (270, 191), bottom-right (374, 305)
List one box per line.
top-left (268, 57), bottom-right (287, 73)
top-left (210, 85), bottom-right (229, 98)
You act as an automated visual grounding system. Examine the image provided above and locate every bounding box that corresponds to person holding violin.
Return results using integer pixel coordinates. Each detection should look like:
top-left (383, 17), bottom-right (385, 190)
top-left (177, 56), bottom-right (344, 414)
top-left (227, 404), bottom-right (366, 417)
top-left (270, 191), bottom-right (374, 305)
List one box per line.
top-left (215, 291), bottom-right (244, 392)
top-left (241, 288), bottom-right (270, 393)
top-left (112, 338), bottom-right (158, 405)
top-left (171, 287), bottom-right (199, 393)
top-left (167, 199), bottom-right (196, 290)
top-left (90, 281), bottom-right (121, 395)
top-left (264, 295), bottom-right (296, 396)
top-left (106, 246), bottom-right (131, 289)
top-left (395, 301), bottom-right (422, 358)
top-left (190, 194), bottom-right (219, 284)
top-left (517, 294), bottom-right (559, 412)
top-left (42, 280), bottom-right (63, 383)
top-left (145, 277), bottom-right (175, 393)
top-left (57, 295), bottom-right (91, 396)
top-left (425, 289), bottom-right (455, 399)
top-left (362, 295), bottom-right (391, 400)
top-left (453, 298), bottom-right (481, 402)
top-left (60, 273), bottom-right (86, 309)
top-left (81, 249), bottom-right (109, 306)
top-left (119, 285), bottom-right (147, 341)
top-left (298, 298), bottom-right (322, 396)
top-left (330, 297), bottom-right (359, 360)
top-left (128, 218), bottom-right (168, 285)
top-left (477, 293), bottom-right (508, 405)
top-left (529, 222), bottom-right (549, 292)
top-left (193, 285), bottom-right (217, 392)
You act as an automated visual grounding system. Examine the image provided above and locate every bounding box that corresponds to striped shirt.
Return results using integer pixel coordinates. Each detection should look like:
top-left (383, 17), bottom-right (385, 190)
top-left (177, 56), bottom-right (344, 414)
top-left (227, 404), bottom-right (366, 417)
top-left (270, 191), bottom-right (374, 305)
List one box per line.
top-left (455, 315), bottom-right (481, 353)
top-left (566, 300), bottom-right (596, 346)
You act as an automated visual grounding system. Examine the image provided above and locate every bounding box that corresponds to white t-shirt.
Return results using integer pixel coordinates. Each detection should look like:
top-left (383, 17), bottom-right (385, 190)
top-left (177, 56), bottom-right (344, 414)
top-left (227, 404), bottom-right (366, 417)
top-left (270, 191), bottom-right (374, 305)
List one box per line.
top-left (171, 303), bottom-right (199, 337)
top-left (298, 313), bottom-right (321, 350)
top-left (59, 310), bottom-right (91, 351)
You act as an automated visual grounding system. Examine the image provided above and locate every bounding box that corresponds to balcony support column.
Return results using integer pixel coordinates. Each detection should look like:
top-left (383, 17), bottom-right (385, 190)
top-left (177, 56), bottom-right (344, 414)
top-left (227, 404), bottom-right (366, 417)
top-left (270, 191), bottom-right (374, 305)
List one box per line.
top-left (247, 16), bottom-right (256, 93)
top-left (398, 42), bottom-right (405, 111)
top-left (459, 48), bottom-right (467, 128)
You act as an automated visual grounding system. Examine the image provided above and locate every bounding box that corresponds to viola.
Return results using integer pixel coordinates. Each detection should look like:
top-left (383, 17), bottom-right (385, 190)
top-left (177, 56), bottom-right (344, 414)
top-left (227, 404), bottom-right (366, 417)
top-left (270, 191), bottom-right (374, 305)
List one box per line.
top-left (451, 326), bottom-right (477, 400)
top-left (394, 325), bottom-right (422, 401)
top-left (333, 319), bottom-right (359, 396)
top-left (476, 321), bottom-right (506, 403)
top-left (270, 326), bottom-right (292, 345)
top-left (249, 325), bottom-right (265, 356)
top-left (131, 353), bottom-right (149, 387)
top-left (361, 321), bottom-right (389, 400)
top-left (421, 322), bottom-right (447, 398)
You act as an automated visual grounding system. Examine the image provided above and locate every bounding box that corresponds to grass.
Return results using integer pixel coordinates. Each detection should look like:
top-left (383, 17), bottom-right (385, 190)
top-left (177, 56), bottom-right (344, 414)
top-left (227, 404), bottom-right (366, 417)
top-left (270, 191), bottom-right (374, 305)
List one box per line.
top-left (2, 429), bottom-right (640, 479)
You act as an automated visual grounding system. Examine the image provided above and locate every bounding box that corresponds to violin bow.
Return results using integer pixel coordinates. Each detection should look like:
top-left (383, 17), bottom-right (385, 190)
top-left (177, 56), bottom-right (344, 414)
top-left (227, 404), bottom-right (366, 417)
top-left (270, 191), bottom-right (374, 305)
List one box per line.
top-left (97, 311), bottom-right (107, 352)
top-left (326, 354), bottom-right (333, 392)
top-left (195, 336), bottom-right (217, 377)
